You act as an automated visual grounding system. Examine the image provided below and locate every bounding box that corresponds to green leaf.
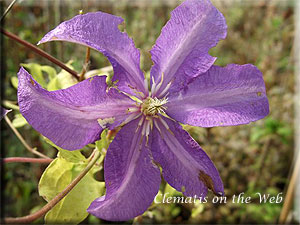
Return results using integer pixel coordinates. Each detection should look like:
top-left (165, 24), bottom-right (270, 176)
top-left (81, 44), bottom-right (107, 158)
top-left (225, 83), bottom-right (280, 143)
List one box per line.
top-left (11, 76), bottom-right (18, 89)
top-left (95, 129), bottom-right (109, 153)
top-left (250, 128), bottom-right (268, 143)
top-left (43, 137), bottom-right (86, 163)
top-left (12, 113), bottom-right (27, 128)
top-left (47, 77), bottom-right (61, 91)
top-left (41, 65), bottom-right (57, 79)
top-left (56, 60), bottom-right (77, 89)
top-left (39, 157), bottom-right (104, 224)
top-left (57, 72), bottom-right (77, 89)
top-left (21, 63), bottom-right (46, 87)
top-left (21, 62), bottom-right (76, 91)
top-left (39, 158), bottom-right (74, 202)
top-left (164, 183), bottom-right (181, 196)
top-left (57, 149), bottom-right (87, 164)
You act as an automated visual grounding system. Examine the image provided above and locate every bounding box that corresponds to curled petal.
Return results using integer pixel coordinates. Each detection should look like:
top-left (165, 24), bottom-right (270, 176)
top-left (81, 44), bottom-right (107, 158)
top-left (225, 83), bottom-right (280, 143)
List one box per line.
top-left (88, 118), bottom-right (161, 221)
top-left (150, 0), bottom-right (227, 96)
top-left (39, 12), bottom-right (146, 95)
top-left (18, 67), bottom-right (134, 150)
top-left (166, 64), bottom-right (269, 127)
top-left (152, 117), bottom-right (223, 197)
top-left (1, 107), bottom-right (11, 120)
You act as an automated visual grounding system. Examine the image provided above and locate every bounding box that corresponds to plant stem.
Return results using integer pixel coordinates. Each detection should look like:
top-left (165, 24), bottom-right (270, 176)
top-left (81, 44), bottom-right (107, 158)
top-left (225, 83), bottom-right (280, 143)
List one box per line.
top-left (2, 100), bottom-right (19, 111)
top-left (4, 115), bottom-right (50, 159)
top-left (4, 149), bottom-right (101, 224)
top-left (0, 0), bottom-right (18, 22)
top-left (3, 157), bottom-right (52, 164)
top-left (279, 151), bottom-right (300, 223)
top-left (0, 28), bottom-right (79, 80)
top-left (107, 129), bottom-right (118, 140)
top-left (79, 47), bottom-right (91, 81)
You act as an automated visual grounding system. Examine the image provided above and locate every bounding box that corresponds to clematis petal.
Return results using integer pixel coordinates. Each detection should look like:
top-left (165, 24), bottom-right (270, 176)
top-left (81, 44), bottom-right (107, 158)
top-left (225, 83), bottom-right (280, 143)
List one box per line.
top-left (166, 64), bottom-right (269, 127)
top-left (88, 118), bottom-right (161, 221)
top-left (1, 107), bottom-right (11, 120)
top-left (38, 12), bottom-right (146, 95)
top-left (152, 117), bottom-right (223, 197)
top-left (18, 67), bottom-right (135, 150)
top-left (150, 0), bottom-right (227, 96)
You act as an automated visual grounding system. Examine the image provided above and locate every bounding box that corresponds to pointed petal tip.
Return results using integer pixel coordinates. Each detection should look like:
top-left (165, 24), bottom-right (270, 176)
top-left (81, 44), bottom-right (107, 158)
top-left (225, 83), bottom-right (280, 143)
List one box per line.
top-left (87, 197), bottom-right (134, 222)
top-left (17, 67), bottom-right (132, 151)
top-left (150, 0), bottom-right (228, 95)
top-left (152, 117), bottom-right (224, 198)
top-left (1, 107), bottom-right (12, 120)
top-left (167, 64), bottom-right (269, 127)
top-left (86, 119), bottom-right (161, 221)
top-left (17, 67), bottom-right (37, 87)
top-left (37, 11), bottom-right (145, 95)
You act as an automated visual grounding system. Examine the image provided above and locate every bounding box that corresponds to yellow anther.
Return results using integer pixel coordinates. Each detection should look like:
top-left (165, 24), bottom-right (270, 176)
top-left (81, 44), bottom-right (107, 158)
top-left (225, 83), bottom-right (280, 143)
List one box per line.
top-left (141, 97), bottom-right (168, 116)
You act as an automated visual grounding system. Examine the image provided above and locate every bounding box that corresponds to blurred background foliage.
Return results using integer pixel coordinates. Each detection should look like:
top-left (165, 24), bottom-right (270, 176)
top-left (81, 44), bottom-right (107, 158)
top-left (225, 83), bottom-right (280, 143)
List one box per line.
top-left (1, 0), bottom-right (296, 224)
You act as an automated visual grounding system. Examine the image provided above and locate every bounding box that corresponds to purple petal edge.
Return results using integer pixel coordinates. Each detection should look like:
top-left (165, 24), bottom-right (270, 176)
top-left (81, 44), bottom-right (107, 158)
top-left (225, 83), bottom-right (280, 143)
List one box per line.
top-left (18, 67), bottom-right (134, 150)
top-left (88, 118), bottom-right (161, 221)
top-left (38, 12), bottom-right (146, 95)
top-left (150, 0), bottom-right (227, 96)
top-left (152, 117), bottom-right (224, 197)
top-left (167, 64), bottom-right (269, 127)
top-left (0, 107), bottom-right (11, 120)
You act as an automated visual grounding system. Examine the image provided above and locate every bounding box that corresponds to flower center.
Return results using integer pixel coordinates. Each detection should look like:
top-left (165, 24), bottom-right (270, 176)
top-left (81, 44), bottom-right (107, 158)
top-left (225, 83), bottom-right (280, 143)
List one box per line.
top-left (141, 97), bottom-right (168, 116)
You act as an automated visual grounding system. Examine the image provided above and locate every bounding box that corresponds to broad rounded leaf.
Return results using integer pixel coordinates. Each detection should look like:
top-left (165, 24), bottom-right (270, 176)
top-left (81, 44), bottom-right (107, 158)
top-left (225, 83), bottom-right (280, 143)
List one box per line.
top-left (39, 157), bottom-right (104, 224)
top-left (12, 113), bottom-right (27, 128)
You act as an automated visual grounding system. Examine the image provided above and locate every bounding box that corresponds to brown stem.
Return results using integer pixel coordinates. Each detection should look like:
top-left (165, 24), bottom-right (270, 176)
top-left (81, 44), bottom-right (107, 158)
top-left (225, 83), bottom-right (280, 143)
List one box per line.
top-left (107, 129), bottom-right (119, 140)
top-left (0, 28), bottom-right (79, 80)
top-left (4, 115), bottom-right (50, 159)
top-left (4, 149), bottom-right (101, 224)
top-left (279, 152), bottom-right (300, 224)
top-left (3, 157), bottom-right (52, 164)
top-left (0, 0), bottom-right (18, 22)
top-left (79, 47), bottom-right (91, 81)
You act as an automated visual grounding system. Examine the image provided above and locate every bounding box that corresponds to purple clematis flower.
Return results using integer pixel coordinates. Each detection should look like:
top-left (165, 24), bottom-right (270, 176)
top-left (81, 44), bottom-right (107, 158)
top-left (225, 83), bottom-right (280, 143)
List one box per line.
top-left (17, 0), bottom-right (269, 221)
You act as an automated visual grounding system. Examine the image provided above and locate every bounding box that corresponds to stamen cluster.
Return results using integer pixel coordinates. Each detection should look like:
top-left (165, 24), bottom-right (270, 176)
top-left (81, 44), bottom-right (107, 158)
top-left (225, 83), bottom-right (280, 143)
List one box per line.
top-left (141, 97), bottom-right (168, 116)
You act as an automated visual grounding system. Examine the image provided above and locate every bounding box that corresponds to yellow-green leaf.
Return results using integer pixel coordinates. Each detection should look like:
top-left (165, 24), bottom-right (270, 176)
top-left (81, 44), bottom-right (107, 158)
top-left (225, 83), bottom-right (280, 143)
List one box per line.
top-left (39, 158), bottom-right (104, 224)
top-left (56, 60), bottom-right (77, 89)
top-left (164, 183), bottom-right (181, 196)
top-left (21, 63), bottom-right (46, 87)
top-left (43, 137), bottom-right (86, 163)
top-left (41, 65), bottom-right (57, 79)
top-left (12, 113), bottom-right (27, 128)
top-left (47, 77), bottom-right (61, 91)
top-left (11, 76), bottom-right (18, 89)
top-left (39, 158), bottom-right (73, 201)
top-left (95, 129), bottom-right (109, 153)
